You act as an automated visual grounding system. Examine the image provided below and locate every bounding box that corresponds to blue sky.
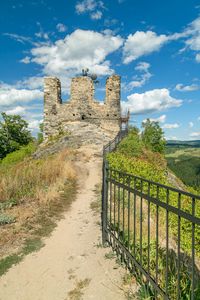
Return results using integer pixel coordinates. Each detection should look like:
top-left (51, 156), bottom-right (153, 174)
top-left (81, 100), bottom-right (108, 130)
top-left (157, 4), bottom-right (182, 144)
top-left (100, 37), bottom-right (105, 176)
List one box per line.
top-left (0, 0), bottom-right (200, 140)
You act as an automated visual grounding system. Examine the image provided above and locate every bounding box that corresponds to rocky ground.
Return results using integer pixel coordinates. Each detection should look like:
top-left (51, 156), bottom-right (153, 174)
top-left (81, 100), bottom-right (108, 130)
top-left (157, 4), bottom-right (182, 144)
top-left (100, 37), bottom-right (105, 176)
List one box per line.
top-left (33, 121), bottom-right (117, 158)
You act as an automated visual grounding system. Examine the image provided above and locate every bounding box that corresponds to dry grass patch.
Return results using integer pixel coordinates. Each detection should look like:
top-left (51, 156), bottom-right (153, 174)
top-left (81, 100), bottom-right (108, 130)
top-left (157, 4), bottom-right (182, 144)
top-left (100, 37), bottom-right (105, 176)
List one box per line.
top-left (67, 278), bottom-right (91, 300)
top-left (0, 148), bottom-right (77, 273)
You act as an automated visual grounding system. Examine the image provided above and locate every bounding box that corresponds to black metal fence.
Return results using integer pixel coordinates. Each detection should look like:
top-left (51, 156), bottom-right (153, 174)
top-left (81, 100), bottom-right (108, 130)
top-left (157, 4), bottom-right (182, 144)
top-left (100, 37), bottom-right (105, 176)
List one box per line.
top-left (102, 131), bottom-right (200, 299)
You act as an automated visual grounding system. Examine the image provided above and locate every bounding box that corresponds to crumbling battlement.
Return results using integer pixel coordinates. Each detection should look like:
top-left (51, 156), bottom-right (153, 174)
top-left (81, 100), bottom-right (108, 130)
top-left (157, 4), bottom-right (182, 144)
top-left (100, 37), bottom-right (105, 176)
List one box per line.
top-left (43, 75), bottom-right (121, 138)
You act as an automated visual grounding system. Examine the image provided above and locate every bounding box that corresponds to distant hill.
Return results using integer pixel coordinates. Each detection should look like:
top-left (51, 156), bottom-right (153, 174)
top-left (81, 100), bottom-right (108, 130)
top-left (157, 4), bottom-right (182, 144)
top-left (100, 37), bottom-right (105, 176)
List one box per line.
top-left (167, 140), bottom-right (200, 147)
top-left (165, 141), bottom-right (200, 188)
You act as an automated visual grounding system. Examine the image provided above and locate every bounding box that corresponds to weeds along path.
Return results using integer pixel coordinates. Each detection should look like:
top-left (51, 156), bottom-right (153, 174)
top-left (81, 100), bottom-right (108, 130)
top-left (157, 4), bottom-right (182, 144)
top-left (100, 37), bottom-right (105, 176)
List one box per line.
top-left (0, 144), bottom-right (133, 300)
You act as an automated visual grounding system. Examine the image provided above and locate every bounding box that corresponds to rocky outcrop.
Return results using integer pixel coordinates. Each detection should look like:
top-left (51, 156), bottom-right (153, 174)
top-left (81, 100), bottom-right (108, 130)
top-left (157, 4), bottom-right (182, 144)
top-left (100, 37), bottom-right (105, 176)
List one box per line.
top-left (33, 121), bottom-right (117, 159)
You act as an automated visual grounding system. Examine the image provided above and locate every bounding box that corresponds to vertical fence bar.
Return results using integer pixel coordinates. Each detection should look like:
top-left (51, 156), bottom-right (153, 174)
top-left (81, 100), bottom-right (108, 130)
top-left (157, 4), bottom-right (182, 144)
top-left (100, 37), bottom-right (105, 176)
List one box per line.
top-left (102, 160), bottom-right (108, 244)
top-left (114, 176), bottom-right (116, 234)
top-left (133, 177), bottom-right (136, 256)
top-left (122, 174), bottom-right (125, 244)
top-left (109, 169), bottom-right (112, 231)
top-left (177, 193), bottom-right (181, 299)
top-left (118, 172), bottom-right (121, 242)
top-left (147, 182), bottom-right (151, 274)
top-left (155, 185), bottom-right (160, 298)
top-left (128, 176), bottom-right (131, 250)
top-left (165, 189), bottom-right (169, 295)
top-left (140, 180), bottom-right (143, 266)
top-left (191, 197), bottom-right (195, 300)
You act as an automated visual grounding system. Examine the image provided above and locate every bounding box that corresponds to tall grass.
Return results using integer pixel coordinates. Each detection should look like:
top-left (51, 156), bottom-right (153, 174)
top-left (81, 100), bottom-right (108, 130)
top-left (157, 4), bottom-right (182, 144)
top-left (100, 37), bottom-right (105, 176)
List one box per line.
top-left (0, 149), bottom-right (75, 204)
top-left (0, 148), bottom-right (76, 261)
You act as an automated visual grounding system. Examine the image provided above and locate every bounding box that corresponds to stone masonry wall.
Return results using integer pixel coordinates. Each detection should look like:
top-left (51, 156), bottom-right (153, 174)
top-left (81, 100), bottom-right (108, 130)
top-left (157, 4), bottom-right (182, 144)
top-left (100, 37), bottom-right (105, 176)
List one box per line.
top-left (43, 75), bottom-right (121, 139)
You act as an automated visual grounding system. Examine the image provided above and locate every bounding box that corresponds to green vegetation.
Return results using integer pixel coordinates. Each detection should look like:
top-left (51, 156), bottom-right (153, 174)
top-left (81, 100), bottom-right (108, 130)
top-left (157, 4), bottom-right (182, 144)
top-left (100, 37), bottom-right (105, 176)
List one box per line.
top-left (0, 214), bottom-right (16, 225)
top-left (0, 142), bottom-right (36, 167)
top-left (37, 123), bottom-right (44, 144)
top-left (0, 112), bottom-right (33, 159)
top-left (165, 144), bottom-right (200, 188)
top-left (106, 125), bottom-right (200, 299)
top-left (141, 119), bottom-right (166, 154)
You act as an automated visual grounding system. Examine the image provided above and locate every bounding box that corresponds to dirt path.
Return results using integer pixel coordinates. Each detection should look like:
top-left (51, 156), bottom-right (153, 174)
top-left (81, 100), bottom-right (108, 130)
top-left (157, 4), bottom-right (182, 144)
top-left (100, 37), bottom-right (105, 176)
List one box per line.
top-left (0, 145), bottom-right (134, 300)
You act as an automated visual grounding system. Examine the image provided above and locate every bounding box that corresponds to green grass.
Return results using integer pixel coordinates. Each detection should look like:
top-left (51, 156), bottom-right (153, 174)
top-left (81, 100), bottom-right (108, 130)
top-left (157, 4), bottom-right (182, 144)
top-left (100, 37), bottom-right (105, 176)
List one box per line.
top-left (0, 254), bottom-right (23, 276)
top-left (0, 143), bottom-right (36, 167)
top-left (0, 238), bottom-right (44, 276)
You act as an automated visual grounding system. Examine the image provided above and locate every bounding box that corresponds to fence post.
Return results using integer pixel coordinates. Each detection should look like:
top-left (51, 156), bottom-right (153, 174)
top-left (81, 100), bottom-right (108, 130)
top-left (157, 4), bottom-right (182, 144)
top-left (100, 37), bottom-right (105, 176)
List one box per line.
top-left (102, 159), bottom-right (108, 245)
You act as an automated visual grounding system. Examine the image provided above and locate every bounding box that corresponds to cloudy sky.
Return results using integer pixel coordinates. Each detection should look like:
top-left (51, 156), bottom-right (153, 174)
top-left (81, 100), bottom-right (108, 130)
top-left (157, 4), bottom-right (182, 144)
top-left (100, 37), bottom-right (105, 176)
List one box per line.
top-left (0, 0), bottom-right (200, 140)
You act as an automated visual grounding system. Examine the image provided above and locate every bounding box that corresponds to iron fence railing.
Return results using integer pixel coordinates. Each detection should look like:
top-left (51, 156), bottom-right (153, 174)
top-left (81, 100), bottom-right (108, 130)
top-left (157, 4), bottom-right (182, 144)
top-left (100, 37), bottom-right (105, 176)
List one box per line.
top-left (102, 131), bottom-right (200, 299)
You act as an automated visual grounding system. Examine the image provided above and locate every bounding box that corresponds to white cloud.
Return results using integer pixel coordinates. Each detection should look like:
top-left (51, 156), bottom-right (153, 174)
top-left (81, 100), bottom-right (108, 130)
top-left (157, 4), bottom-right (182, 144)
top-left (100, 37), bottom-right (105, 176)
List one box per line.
top-left (162, 123), bottom-right (180, 129)
top-left (122, 88), bottom-right (182, 114)
top-left (196, 53), bottom-right (200, 62)
top-left (190, 132), bottom-right (200, 137)
top-left (29, 29), bottom-right (123, 77)
top-left (75, 0), bottom-right (104, 20)
top-left (90, 10), bottom-right (102, 20)
top-left (189, 121), bottom-right (194, 128)
top-left (3, 33), bottom-right (32, 44)
top-left (123, 31), bottom-right (170, 64)
top-left (143, 114), bottom-right (166, 124)
top-left (175, 83), bottom-right (199, 91)
top-left (0, 85), bottom-right (43, 106)
top-left (182, 17), bottom-right (200, 62)
top-left (198, 116), bottom-right (200, 121)
top-left (56, 23), bottom-right (67, 32)
top-left (151, 115), bottom-right (166, 123)
top-left (5, 106), bottom-right (26, 115)
top-left (28, 119), bottom-right (42, 131)
top-left (20, 56), bottom-right (31, 64)
top-left (76, 0), bottom-right (96, 13)
top-left (35, 32), bottom-right (49, 40)
top-left (126, 61), bottom-right (152, 89)
top-left (135, 61), bottom-right (150, 72)
top-left (16, 77), bottom-right (44, 90)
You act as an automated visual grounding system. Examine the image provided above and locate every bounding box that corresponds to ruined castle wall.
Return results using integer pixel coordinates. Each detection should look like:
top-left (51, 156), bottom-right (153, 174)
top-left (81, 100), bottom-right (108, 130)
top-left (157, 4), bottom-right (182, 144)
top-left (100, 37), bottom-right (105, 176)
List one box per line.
top-left (43, 75), bottom-right (121, 139)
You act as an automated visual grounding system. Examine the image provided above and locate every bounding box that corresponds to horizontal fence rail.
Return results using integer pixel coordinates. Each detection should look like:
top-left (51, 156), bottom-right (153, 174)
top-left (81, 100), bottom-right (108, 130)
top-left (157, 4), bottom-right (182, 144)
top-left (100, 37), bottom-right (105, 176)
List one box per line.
top-left (102, 130), bottom-right (200, 299)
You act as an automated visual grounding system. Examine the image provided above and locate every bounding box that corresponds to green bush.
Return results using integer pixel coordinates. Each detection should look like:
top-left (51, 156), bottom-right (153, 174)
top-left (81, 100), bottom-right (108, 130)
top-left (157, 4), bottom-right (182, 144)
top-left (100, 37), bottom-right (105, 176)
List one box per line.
top-left (0, 143), bottom-right (36, 167)
top-left (107, 152), bottom-right (167, 184)
top-left (117, 129), bottom-right (144, 157)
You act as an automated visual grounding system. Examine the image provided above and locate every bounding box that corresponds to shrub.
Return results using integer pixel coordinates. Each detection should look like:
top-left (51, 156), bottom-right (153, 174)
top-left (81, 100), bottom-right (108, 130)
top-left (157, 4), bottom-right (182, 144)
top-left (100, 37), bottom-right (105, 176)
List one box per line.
top-left (0, 143), bottom-right (36, 167)
top-left (117, 129), bottom-right (144, 157)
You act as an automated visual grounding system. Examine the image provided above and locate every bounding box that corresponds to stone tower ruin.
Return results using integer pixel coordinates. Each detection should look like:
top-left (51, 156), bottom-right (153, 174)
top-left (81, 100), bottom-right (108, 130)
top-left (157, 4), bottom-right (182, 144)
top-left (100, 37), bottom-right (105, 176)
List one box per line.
top-left (43, 74), bottom-right (121, 139)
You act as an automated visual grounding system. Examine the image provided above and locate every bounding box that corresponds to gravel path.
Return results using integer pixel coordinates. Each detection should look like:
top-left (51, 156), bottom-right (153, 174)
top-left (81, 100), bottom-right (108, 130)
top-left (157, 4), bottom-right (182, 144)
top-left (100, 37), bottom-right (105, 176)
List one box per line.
top-left (0, 145), bottom-right (134, 300)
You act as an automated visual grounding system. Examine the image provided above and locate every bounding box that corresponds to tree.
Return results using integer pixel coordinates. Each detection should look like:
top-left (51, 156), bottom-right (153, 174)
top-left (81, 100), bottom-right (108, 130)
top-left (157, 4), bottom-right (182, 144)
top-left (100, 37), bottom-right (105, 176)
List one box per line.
top-left (141, 119), bottom-right (166, 153)
top-left (37, 122), bottom-right (44, 144)
top-left (0, 112), bottom-right (33, 159)
top-left (117, 126), bottom-right (143, 157)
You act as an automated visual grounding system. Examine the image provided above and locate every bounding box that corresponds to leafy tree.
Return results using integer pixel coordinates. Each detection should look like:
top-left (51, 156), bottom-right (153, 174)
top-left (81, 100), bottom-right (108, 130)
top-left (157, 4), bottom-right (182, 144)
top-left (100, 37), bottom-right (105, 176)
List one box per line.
top-left (118, 126), bottom-right (143, 157)
top-left (37, 122), bottom-right (44, 144)
top-left (0, 112), bottom-right (33, 159)
top-left (141, 119), bottom-right (166, 153)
